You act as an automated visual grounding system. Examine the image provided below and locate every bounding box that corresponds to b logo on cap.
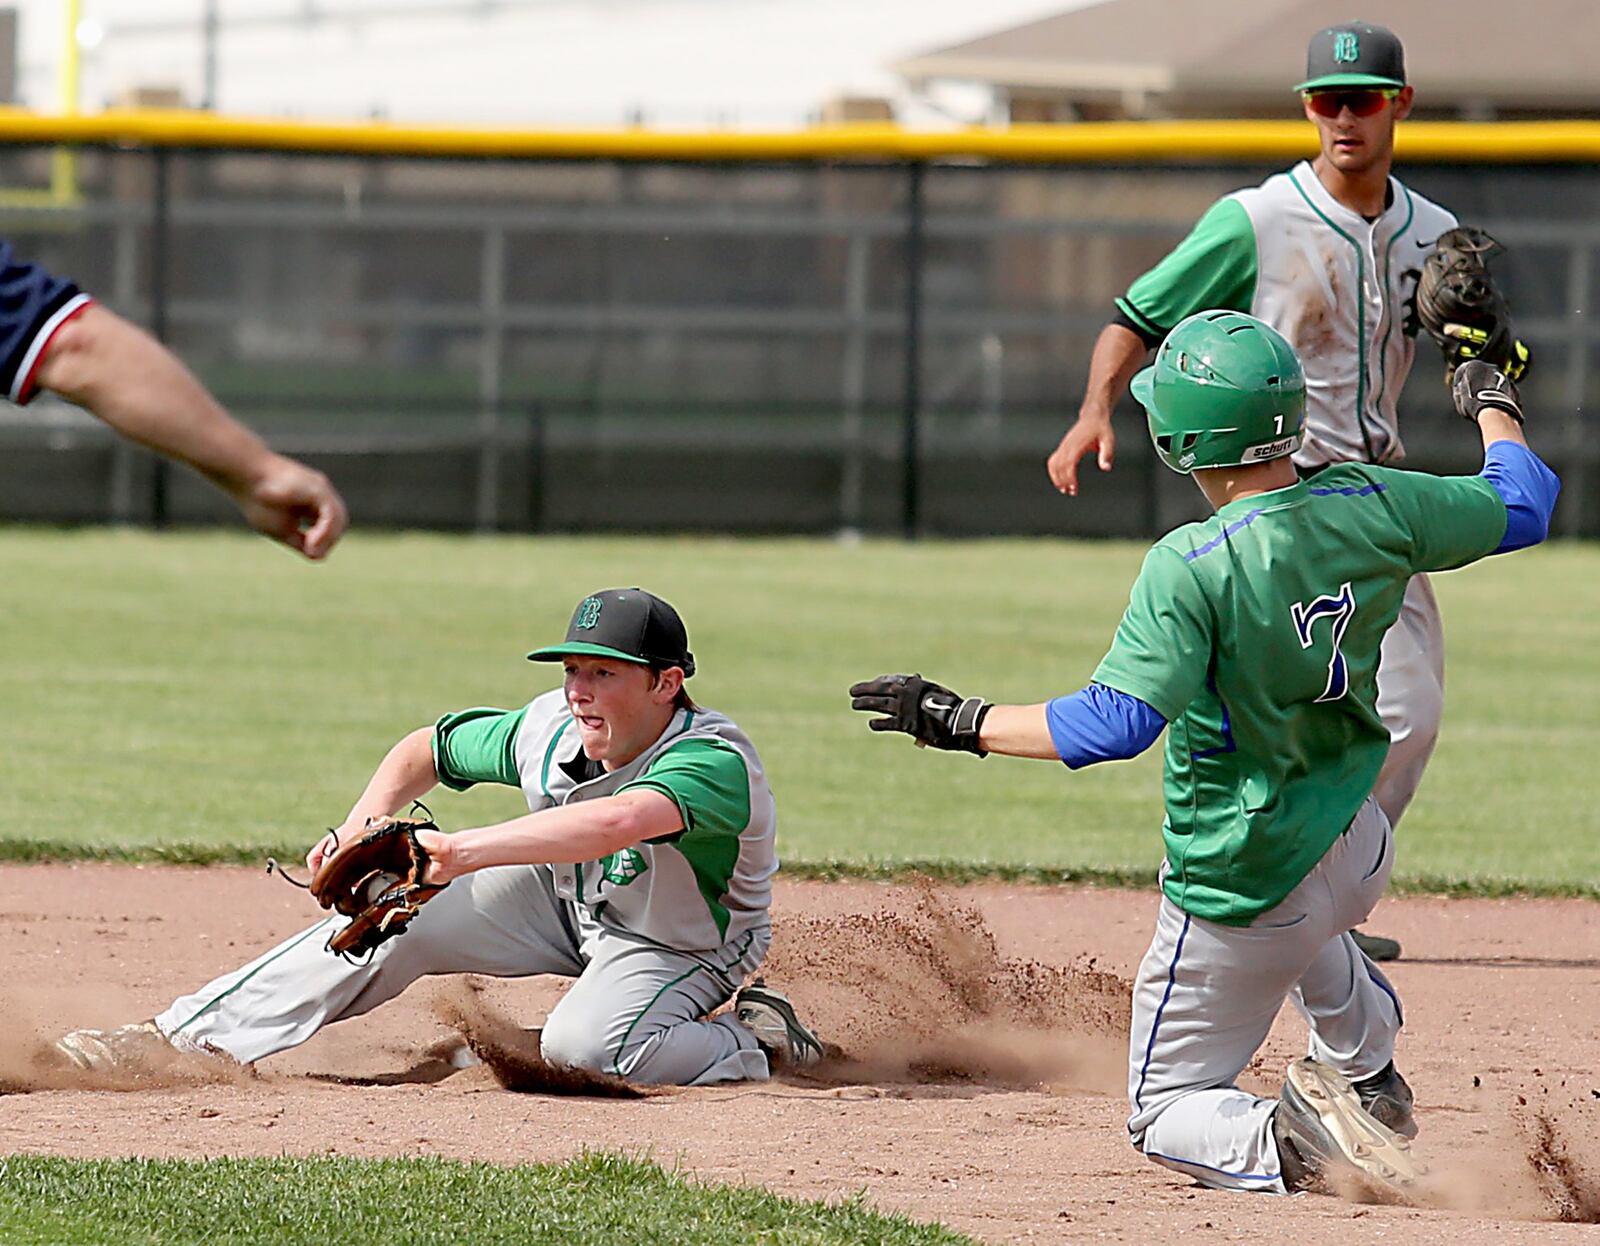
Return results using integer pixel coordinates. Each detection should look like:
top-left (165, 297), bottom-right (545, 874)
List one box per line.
top-left (575, 596), bottom-right (603, 629)
top-left (1333, 32), bottom-right (1359, 63)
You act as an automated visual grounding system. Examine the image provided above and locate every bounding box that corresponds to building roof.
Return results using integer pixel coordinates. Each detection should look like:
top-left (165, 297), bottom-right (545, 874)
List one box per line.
top-left (895, 0), bottom-right (1600, 114)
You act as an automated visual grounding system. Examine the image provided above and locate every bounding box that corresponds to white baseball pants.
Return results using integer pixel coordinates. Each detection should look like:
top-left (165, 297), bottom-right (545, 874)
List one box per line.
top-left (1124, 798), bottom-right (1403, 1193)
top-left (155, 863), bottom-right (771, 1085)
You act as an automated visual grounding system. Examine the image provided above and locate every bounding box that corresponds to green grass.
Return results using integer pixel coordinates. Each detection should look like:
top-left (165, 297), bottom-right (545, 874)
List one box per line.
top-left (2, 527), bottom-right (1597, 894)
top-left (0, 1153), bottom-right (972, 1245)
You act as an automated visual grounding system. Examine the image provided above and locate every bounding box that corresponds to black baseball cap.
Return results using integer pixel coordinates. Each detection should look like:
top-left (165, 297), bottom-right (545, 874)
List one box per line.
top-left (528, 588), bottom-right (696, 678)
top-left (1295, 22), bottom-right (1406, 93)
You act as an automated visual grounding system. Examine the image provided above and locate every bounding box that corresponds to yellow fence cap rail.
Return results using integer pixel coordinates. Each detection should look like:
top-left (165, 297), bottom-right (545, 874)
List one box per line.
top-left (1, 109), bottom-right (1599, 163)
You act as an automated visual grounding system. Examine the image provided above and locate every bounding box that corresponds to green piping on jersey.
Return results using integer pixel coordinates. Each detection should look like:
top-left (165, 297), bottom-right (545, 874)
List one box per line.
top-left (1288, 168), bottom-right (1378, 462)
top-left (1375, 184), bottom-right (1416, 462)
top-left (169, 917), bottom-right (336, 1035)
top-left (611, 964), bottom-right (702, 1075)
top-left (538, 718), bottom-right (573, 801)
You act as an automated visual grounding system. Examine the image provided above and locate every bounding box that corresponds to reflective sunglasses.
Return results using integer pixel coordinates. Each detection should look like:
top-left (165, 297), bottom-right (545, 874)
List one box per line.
top-left (1303, 88), bottom-right (1400, 118)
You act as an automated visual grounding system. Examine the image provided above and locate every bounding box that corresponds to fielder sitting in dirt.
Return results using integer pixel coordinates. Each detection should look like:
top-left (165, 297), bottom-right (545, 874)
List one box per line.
top-left (56, 587), bottom-right (824, 1086)
top-left (852, 314), bottom-right (1559, 1199)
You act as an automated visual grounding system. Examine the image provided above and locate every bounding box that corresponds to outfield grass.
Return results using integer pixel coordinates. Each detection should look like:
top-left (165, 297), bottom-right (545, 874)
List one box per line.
top-left (0, 1153), bottom-right (972, 1245)
top-left (2, 528), bottom-right (1596, 895)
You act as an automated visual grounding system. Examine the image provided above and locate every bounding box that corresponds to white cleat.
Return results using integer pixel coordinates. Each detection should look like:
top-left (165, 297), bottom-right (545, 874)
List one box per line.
top-left (733, 979), bottom-right (827, 1070)
top-left (53, 1021), bottom-right (179, 1075)
top-left (1274, 1056), bottom-right (1424, 1200)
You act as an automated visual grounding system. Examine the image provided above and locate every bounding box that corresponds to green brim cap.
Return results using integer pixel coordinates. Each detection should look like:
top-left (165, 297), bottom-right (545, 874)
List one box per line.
top-left (527, 588), bottom-right (696, 678)
top-left (526, 640), bottom-right (653, 666)
top-left (1295, 71), bottom-right (1405, 91)
top-left (1295, 21), bottom-right (1405, 93)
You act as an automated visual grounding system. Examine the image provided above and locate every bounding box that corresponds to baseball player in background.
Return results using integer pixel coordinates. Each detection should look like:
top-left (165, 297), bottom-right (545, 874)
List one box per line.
top-left (2, 240), bottom-right (346, 559)
top-left (855, 312), bottom-right (1557, 1197)
top-left (1044, 22), bottom-right (1523, 962)
top-left (56, 588), bottom-right (824, 1085)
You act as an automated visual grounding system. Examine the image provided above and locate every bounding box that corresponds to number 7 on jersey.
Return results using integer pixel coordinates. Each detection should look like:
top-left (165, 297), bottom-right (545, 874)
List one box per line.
top-left (1290, 582), bottom-right (1357, 703)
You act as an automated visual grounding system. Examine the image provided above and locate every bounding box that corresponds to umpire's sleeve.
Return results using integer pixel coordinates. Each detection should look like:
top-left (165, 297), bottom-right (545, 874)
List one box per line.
top-left (0, 240), bottom-right (93, 404)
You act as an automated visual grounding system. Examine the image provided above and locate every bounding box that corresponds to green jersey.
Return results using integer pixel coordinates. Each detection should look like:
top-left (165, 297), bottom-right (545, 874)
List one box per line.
top-left (1093, 463), bottom-right (1507, 924)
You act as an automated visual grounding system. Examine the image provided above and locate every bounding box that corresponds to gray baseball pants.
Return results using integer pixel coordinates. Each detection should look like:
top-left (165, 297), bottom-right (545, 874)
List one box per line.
top-left (1124, 797), bottom-right (1403, 1194)
top-left (154, 863), bottom-right (771, 1085)
top-left (1374, 573), bottom-right (1444, 828)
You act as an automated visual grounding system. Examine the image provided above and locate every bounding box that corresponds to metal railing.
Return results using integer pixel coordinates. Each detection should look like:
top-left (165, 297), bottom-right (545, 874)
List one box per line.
top-left (1, 112), bottom-right (1597, 537)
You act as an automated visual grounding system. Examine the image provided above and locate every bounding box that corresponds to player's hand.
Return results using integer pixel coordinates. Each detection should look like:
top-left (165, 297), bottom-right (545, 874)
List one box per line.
top-left (306, 816), bottom-right (368, 874)
top-left (412, 827), bottom-right (456, 887)
top-left (233, 454), bottom-right (349, 561)
top-left (849, 673), bottom-right (992, 756)
top-left (1046, 413), bottom-right (1116, 496)
top-left (1451, 359), bottom-right (1524, 425)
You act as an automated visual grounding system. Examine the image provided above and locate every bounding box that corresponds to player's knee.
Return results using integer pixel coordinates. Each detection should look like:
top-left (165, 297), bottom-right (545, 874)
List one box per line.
top-left (1408, 685), bottom-right (1444, 743)
top-left (1386, 682), bottom-right (1444, 748)
top-left (539, 1012), bottom-right (685, 1083)
top-left (537, 1012), bottom-right (613, 1075)
top-left (606, 1024), bottom-right (689, 1084)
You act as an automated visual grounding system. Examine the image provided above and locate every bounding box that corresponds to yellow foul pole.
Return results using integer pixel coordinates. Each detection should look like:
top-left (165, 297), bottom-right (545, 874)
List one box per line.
top-left (50, 0), bottom-right (82, 200)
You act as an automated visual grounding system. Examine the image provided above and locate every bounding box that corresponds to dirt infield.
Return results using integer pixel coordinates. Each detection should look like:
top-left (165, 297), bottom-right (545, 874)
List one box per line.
top-left (2, 865), bottom-right (1598, 1243)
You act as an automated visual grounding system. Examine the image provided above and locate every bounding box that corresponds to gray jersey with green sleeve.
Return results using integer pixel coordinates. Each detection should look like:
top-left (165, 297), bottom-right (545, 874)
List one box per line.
top-left (1092, 463), bottom-right (1506, 925)
top-left (432, 691), bottom-right (776, 952)
top-left (1116, 161), bottom-right (1456, 469)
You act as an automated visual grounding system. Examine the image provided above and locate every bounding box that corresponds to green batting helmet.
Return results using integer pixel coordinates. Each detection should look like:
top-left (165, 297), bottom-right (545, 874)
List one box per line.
top-left (1131, 310), bottom-right (1305, 474)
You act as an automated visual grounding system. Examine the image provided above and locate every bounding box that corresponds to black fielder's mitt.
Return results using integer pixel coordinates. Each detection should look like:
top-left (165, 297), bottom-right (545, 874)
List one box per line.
top-left (1413, 226), bottom-right (1531, 384)
top-left (309, 805), bottom-right (448, 958)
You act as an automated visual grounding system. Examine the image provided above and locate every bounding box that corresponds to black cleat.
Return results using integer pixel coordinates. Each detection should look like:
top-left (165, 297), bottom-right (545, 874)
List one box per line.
top-left (1351, 929), bottom-right (1402, 962)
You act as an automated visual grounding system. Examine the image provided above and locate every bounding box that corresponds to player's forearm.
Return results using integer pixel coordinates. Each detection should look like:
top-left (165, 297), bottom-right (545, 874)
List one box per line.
top-left (343, 728), bottom-right (440, 826)
top-left (432, 790), bottom-right (681, 882)
top-left (1476, 407), bottom-right (1527, 451)
top-left (976, 704), bottom-right (1060, 759)
top-left (34, 305), bottom-right (279, 494)
top-left (1077, 323), bottom-right (1151, 422)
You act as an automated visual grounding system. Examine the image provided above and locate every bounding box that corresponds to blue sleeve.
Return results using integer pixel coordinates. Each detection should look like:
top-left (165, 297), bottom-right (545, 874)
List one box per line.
top-left (1045, 682), bottom-right (1168, 770)
top-left (1481, 440), bottom-right (1561, 554)
top-left (0, 239), bottom-right (92, 404)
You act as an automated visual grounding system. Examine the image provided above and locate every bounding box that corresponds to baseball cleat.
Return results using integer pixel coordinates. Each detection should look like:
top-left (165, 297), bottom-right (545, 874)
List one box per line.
top-left (1274, 1057), bottom-right (1423, 1199)
top-left (733, 979), bottom-right (826, 1070)
top-left (1350, 1060), bottom-right (1417, 1139)
top-left (1350, 929), bottom-right (1402, 962)
top-left (53, 1020), bottom-right (179, 1075)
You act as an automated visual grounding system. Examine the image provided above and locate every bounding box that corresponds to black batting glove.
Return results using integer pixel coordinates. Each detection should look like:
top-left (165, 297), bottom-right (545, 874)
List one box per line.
top-left (848, 673), bottom-right (992, 756)
top-left (1452, 359), bottom-right (1525, 426)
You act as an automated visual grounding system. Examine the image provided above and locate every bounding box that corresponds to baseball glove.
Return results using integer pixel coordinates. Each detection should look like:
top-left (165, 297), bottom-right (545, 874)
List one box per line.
top-left (1413, 227), bottom-right (1531, 383)
top-left (309, 805), bottom-right (448, 958)
top-left (848, 673), bottom-right (992, 756)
